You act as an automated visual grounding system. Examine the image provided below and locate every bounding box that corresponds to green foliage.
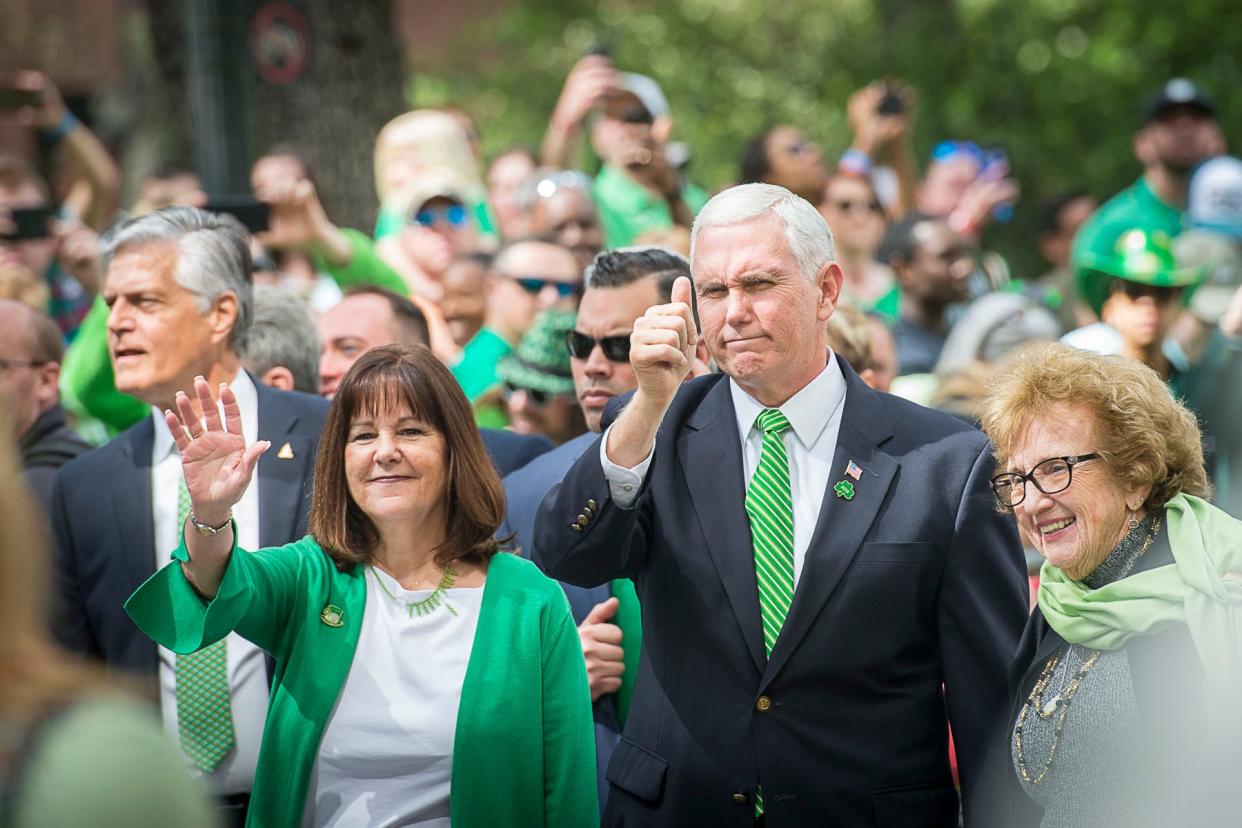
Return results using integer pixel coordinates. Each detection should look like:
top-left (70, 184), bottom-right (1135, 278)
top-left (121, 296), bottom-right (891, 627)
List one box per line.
top-left (409, 0), bottom-right (1241, 277)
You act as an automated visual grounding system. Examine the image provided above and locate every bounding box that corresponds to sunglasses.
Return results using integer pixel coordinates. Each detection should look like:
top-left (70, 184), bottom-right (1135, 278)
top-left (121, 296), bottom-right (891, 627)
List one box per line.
top-left (412, 204), bottom-right (469, 228)
top-left (1109, 279), bottom-right (1184, 304)
top-left (513, 277), bottom-right (579, 299)
top-left (502, 383), bottom-right (564, 407)
top-left (830, 198), bottom-right (883, 215)
top-left (566, 330), bottom-right (631, 362)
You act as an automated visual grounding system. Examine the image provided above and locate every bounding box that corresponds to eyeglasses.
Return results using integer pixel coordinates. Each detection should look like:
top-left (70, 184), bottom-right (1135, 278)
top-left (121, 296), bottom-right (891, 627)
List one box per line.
top-left (512, 277), bottom-right (579, 299)
top-left (830, 198), bottom-right (883, 215)
top-left (990, 453), bottom-right (1100, 508)
top-left (412, 204), bottom-right (469, 228)
top-left (566, 330), bottom-right (631, 362)
top-left (1108, 279), bottom-right (1184, 305)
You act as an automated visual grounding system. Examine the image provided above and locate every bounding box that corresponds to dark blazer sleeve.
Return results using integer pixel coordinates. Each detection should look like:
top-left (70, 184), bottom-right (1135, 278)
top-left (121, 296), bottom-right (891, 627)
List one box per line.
top-left (533, 433), bottom-right (653, 588)
top-left (938, 438), bottom-right (1029, 825)
top-left (48, 471), bottom-right (99, 657)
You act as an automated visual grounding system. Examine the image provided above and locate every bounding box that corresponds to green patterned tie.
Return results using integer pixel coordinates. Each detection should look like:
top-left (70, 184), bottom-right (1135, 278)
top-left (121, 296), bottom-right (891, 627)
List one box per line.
top-left (747, 409), bottom-right (795, 658)
top-left (175, 478), bottom-right (236, 771)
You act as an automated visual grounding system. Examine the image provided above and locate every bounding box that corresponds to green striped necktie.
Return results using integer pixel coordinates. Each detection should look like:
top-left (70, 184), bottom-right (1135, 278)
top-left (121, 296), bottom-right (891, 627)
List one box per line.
top-left (746, 409), bottom-right (795, 658)
top-left (174, 477), bottom-right (236, 771)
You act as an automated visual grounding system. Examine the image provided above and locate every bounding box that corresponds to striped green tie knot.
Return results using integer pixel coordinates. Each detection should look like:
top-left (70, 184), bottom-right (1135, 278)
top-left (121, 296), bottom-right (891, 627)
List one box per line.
top-left (755, 408), bottom-right (790, 435)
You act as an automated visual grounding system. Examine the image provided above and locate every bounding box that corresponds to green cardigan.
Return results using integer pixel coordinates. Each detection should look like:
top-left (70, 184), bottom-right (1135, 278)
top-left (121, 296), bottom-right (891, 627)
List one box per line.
top-left (124, 536), bottom-right (598, 828)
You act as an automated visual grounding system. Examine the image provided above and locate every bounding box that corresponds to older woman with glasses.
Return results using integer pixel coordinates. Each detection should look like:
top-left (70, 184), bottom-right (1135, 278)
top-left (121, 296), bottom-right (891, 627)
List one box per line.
top-left (979, 342), bottom-right (1242, 828)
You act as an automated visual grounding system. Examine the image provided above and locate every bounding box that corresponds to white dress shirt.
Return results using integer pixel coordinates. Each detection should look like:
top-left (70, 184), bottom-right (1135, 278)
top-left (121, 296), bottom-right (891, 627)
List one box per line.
top-left (151, 370), bottom-right (270, 795)
top-left (602, 358), bottom-right (848, 586)
top-left (305, 570), bottom-right (484, 827)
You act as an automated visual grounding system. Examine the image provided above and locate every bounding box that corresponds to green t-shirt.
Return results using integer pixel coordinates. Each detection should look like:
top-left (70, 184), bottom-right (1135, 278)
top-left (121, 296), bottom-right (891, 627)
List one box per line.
top-left (14, 696), bottom-right (217, 828)
top-left (592, 164), bottom-right (709, 249)
top-left (1072, 177), bottom-right (1183, 273)
top-left (451, 327), bottom-right (512, 402)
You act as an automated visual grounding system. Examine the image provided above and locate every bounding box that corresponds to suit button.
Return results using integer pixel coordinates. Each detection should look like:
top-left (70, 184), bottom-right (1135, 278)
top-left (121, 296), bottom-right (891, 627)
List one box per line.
top-left (576, 514), bottom-right (590, 526)
top-left (756, 695), bottom-right (772, 712)
top-left (587, 499), bottom-right (597, 510)
top-left (570, 523), bottom-right (582, 532)
top-left (731, 792), bottom-right (749, 804)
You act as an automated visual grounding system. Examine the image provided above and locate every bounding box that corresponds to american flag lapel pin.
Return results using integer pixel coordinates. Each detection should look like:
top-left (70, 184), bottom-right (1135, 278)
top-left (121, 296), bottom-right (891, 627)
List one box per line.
top-left (845, 460), bottom-right (863, 481)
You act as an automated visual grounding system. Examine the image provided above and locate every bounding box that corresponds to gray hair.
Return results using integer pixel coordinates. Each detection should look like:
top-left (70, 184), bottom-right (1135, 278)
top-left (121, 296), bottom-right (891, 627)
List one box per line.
top-left (104, 206), bottom-right (253, 352)
top-left (689, 182), bottom-right (835, 281)
top-left (242, 284), bottom-right (320, 394)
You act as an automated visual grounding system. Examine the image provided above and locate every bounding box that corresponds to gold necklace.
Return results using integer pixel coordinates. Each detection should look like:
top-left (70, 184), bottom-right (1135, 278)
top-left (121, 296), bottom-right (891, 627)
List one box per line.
top-left (1014, 514), bottom-right (1163, 785)
top-left (370, 564), bottom-right (458, 618)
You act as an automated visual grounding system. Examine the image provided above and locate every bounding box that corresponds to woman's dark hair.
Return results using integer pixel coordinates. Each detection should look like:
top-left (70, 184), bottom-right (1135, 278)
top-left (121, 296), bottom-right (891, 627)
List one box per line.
top-left (309, 344), bottom-right (505, 569)
top-left (738, 126), bottom-right (778, 185)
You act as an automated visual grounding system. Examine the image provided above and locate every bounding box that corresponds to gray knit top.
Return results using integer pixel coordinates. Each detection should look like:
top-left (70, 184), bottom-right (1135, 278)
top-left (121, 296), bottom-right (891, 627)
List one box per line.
top-left (1010, 513), bottom-right (1160, 828)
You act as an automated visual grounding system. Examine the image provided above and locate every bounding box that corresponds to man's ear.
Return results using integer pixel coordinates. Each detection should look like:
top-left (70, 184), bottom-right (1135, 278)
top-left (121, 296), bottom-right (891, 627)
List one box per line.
top-left (36, 361), bottom-right (61, 408)
top-left (817, 261), bottom-right (845, 321)
top-left (858, 367), bottom-right (879, 390)
top-left (1133, 130), bottom-right (1155, 166)
top-left (210, 292), bottom-right (240, 346)
top-left (259, 365), bottom-right (295, 392)
top-left (652, 115), bottom-right (674, 146)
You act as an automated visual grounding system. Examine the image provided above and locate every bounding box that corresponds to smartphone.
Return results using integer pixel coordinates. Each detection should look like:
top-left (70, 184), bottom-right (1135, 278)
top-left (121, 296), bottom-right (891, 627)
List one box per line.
top-left (877, 86), bottom-right (905, 116)
top-left (205, 196), bottom-right (271, 234)
top-left (0, 87), bottom-right (41, 111)
top-left (1, 206), bottom-right (53, 241)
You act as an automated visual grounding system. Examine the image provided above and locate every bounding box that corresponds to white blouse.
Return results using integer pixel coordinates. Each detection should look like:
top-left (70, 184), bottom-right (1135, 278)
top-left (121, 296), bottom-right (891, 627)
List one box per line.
top-left (304, 566), bottom-right (484, 828)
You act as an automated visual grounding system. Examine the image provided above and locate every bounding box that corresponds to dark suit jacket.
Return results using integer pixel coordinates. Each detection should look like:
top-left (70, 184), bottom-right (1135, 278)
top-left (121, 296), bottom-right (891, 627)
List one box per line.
top-left (534, 357), bottom-right (1028, 828)
top-left (49, 381), bottom-right (328, 675)
top-left (499, 430), bottom-right (621, 810)
top-left (480, 427), bottom-right (554, 477)
top-left (21, 404), bottom-right (92, 514)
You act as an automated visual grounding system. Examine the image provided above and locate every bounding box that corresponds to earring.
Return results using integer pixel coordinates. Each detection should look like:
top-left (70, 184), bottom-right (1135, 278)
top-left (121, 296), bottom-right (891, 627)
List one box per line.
top-left (1127, 511), bottom-right (1140, 531)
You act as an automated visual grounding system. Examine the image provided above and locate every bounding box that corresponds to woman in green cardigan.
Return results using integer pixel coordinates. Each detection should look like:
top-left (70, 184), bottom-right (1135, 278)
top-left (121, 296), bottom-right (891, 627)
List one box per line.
top-left (125, 344), bottom-right (597, 827)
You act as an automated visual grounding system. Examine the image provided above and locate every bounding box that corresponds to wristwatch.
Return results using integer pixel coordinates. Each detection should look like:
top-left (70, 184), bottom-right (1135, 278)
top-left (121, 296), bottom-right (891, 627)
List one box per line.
top-left (188, 509), bottom-right (232, 536)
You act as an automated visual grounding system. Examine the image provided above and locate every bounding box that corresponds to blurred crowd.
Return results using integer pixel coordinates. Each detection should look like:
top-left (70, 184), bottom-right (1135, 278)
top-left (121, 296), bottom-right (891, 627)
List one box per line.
top-left (1, 50), bottom-right (1240, 827)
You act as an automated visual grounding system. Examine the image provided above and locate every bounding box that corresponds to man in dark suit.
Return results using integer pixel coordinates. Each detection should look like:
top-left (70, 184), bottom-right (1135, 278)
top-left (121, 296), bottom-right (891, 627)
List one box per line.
top-left (535, 184), bottom-right (1028, 827)
top-left (501, 247), bottom-right (708, 811)
top-left (50, 207), bottom-right (328, 826)
top-left (317, 284), bottom-right (552, 475)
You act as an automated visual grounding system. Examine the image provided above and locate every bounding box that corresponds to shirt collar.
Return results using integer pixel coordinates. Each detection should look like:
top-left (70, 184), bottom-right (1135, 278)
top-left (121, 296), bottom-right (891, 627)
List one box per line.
top-left (152, 370), bottom-right (258, 460)
top-left (730, 354), bottom-right (846, 449)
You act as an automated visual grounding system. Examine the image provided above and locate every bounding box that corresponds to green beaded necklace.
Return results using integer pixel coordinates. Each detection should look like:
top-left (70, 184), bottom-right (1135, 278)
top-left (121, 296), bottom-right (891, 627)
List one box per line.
top-left (370, 564), bottom-right (458, 618)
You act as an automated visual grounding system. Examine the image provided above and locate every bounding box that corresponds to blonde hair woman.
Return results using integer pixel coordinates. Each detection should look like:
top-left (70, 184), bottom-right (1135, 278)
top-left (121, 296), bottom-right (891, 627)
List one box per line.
top-left (979, 342), bottom-right (1242, 827)
top-left (0, 413), bottom-right (215, 826)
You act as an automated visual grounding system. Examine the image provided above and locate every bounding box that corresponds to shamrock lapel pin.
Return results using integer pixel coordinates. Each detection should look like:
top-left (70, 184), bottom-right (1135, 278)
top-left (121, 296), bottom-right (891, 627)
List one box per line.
top-left (320, 605), bottom-right (345, 627)
top-left (833, 480), bottom-right (856, 500)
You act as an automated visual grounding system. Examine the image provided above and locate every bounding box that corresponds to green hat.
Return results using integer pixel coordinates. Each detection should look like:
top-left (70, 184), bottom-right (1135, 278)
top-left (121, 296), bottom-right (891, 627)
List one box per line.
top-left (1076, 227), bottom-right (1207, 316)
top-left (496, 309), bottom-right (577, 396)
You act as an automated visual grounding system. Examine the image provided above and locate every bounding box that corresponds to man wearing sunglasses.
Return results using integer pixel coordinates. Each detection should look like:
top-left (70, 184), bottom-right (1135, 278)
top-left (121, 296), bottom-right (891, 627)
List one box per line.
top-left (450, 239), bottom-right (582, 417)
top-left (498, 247), bottom-right (707, 815)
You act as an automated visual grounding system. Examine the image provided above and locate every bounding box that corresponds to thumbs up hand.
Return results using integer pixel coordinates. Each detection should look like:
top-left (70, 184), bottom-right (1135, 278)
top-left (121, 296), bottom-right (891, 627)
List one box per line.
top-left (578, 597), bottom-right (625, 702)
top-left (629, 275), bottom-right (698, 409)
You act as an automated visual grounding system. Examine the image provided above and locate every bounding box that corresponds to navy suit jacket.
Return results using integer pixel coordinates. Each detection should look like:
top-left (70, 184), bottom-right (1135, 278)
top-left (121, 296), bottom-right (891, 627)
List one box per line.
top-left (499, 430), bottom-right (620, 810)
top-left (480, 427), bottom-right (554, 477)
top-left (49, 381), bottom-right (328, 676)
top-left (534, 357), bottom-right (1028, 828)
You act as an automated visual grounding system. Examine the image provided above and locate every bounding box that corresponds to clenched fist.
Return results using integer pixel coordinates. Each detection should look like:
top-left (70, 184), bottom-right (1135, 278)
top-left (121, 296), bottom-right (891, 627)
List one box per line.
top-left (630, 275), bottom-right (698, 409)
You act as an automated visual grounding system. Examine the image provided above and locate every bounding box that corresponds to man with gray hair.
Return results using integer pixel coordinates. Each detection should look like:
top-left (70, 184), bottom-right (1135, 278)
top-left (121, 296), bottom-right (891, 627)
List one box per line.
top-left (49, 206), bottom-right (327, 826)
top-left (536, 183), bottom-right (1027, 826)
top-left (243, 284), bottom-right (320, 394)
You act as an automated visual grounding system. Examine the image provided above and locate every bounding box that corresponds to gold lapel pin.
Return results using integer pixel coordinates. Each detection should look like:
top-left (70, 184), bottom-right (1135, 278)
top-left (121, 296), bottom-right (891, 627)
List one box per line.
top-left (276, 442), bottom-right (295, 460)
top-left (320, 605), bottom-right (345, 627)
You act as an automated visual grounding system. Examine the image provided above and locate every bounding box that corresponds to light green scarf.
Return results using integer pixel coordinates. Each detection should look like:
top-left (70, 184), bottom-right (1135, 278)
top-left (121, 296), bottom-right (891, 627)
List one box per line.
top-left (1038, 493), bottom-right (1242, 690)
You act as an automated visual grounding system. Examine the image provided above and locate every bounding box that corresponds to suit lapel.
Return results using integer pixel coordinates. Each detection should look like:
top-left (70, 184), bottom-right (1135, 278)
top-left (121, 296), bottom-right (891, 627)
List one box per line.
top-left (762, 362), bottom-right (897, 687)
top-left (113, 418), bottom-right (157, 583)
top-left (255, 383), bottom-right (310, 548)
top-left (679, 378), bottom-right (766, 673)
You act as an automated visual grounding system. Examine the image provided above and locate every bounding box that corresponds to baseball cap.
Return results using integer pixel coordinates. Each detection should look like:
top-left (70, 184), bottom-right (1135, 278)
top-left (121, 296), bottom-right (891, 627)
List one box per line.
top-left (1176, 229), bottom-right (1241, 324)
top-left (1186, 155), bottom-right (1242, 239)
top-left (1142, 78), bottom-right (1216, 124)
top-left (602, 73), bottom-right (670, 122)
